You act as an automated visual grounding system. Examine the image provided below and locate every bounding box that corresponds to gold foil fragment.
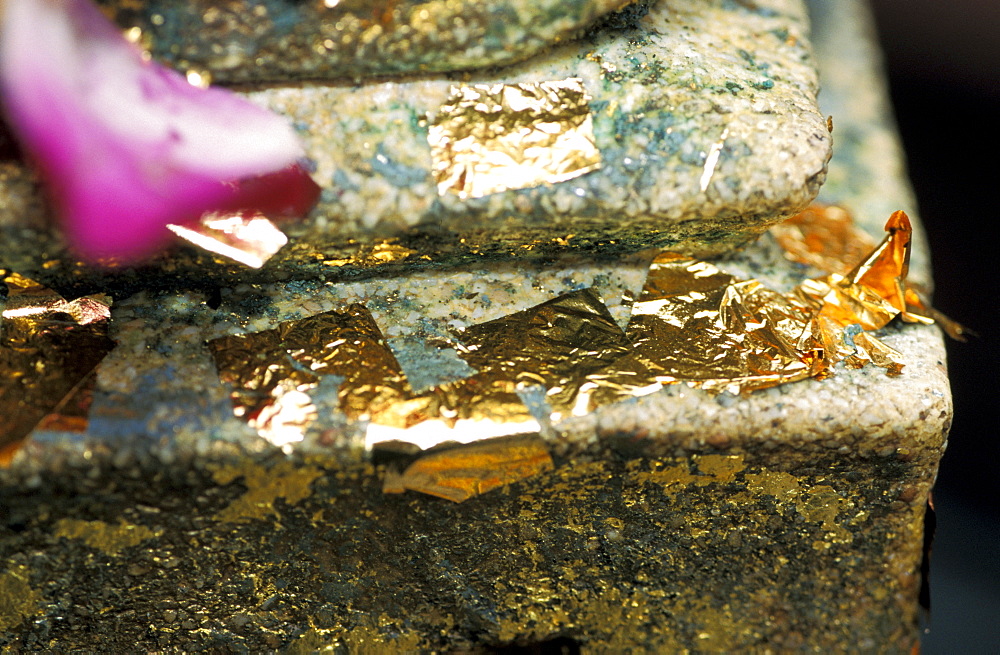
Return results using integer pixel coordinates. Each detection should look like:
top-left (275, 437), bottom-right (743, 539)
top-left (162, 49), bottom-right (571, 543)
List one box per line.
top-left (0, 272), bottom-right (114, 464)
top-left (905, 289), bottom-right (971, 342)
top-left (775, 207), bottom-right (969, 340)
top-left (429, 79), bottom-right (602, 199)
top-left (209, 209), bottom-right (947, 451)
top-left (842, 328), bottom-right (905, 376)
top-left (793, 211), bottom-right (932, 331)
top-left (577, 210), bottom-right (946, 405)
top-left (382, 434), bottom-right (554, 503)
top-left (208, 305), bottom-right (411, 449)
top-left (167, 212), bottom-right (288, 268)
top-left (579, 254), bottom-right (818, 406)
top-left (208, 304), bottom-right (537, 451)
top-left (770, 204), bottom-right (876, 274)
top-left (455, 288), bottom-right (634, 420)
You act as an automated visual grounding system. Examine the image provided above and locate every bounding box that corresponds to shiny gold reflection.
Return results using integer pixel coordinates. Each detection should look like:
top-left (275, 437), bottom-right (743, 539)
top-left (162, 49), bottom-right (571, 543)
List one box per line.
top-left (383, 434), bottom-right (554, 503)
top-left (168, 212), bottom-right (289, 268)
top-left (364, 374), bottom-right (540, 451)
top-left (209, 305), bottom-right (538, 451)
top-left (579, 210), bottom-right (945, 408)
top-left (773, 206), bottom-right (968, 340)
top-left (429, 79), bottom-right (602, 199)
top-left (0, 272), bottom-right (114, 464)
top-left (792, 210), bottom-right (932, 331)
top-left (577, 254), bottom-right (820, 407)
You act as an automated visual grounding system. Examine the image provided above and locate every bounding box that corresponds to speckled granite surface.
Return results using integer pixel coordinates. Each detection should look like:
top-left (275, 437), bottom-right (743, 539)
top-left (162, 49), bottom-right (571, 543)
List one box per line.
top-left (0, 0), bottom-right (831, 296)
top-left (0, 0), bottom-right (948, 651)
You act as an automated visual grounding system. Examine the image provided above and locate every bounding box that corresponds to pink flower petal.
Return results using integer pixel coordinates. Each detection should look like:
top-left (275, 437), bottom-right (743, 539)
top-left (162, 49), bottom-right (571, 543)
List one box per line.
top-left (0, 0), bottom-right (318, 262)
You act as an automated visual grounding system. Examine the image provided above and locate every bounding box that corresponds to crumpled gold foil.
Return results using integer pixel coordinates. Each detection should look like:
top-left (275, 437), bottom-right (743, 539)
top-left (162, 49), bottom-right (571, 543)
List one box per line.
top-left (382, 434), bottom-right (554, 503)
top-left (208, 305), bottom-right (539, 451)
top-left (455, 288), bottom-right (634, 420)
top-left (209, 209), bottom-right (954, 451)
top-left (0, 272), bottom-right (114, 464)
top-left (575, 210), bottom-right (951, 406)
top-left (364, 374), bottom-right (540, 451)
top-left (429, 79), bottom-right (602, 199)
top-left (793, 211), bottom-right (932, 331)
top-left (577, 254), bottom-right (820, 407)
top-left (167, 212), bottom-right (288, 268)
top-left (772, 205), bottom-right (968, 341)
top-left (208, 305), bottom-right (411, 449)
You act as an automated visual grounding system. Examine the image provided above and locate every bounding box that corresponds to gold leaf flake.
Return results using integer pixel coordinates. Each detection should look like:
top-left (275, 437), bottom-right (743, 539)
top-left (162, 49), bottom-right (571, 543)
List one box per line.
top-left (0, 272), bottom-right (114, 464)
top-left (382, 434), bottom-right (554, 503)
top-left (429, 79), bottom-right (601, 199)
top-left (207, 305), bottom-right (410, 449)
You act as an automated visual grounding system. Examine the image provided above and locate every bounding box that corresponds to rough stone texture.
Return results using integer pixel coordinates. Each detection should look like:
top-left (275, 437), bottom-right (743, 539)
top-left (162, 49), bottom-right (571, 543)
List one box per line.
top-left (0, 0), bottom-right (831, 298)
top-left (0, 0), bottom-right (948, 651)
top-left (97, 0), bottom-right (640, 83)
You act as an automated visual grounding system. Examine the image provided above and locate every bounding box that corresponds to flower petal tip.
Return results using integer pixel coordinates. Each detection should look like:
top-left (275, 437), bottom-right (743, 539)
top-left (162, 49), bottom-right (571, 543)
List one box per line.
top-left (0, 0), bottom-right (318, 265)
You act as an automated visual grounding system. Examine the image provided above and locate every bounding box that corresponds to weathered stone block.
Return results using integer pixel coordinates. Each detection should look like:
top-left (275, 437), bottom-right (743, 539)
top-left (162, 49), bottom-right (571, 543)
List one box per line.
top-left (0, 0), bottom-right (946, 651)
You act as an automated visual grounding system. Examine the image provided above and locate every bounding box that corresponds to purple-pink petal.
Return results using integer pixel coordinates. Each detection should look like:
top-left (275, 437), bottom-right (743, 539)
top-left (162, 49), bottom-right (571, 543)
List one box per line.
top-left (0, 0), bottom-right (316, 262)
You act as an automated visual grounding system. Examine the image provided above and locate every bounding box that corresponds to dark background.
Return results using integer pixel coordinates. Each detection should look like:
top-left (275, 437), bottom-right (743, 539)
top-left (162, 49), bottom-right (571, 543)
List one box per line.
top-left (869, 0), bottom-right (1000, 650)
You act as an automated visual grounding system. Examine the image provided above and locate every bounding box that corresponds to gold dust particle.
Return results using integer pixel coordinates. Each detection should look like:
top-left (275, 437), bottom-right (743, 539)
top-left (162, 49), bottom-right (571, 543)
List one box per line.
top-left (212, 459), bottom-right (324, 523)
top-left (744, 470), bottom-right (801, 498)
top-left (53, 518), bottom-right (162, 555)
top-left (0, 565), bottom-right (42, 631)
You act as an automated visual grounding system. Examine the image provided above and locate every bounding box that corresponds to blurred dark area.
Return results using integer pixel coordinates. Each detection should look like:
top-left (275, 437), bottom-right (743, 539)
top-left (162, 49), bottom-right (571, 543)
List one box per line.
top-left (869, 0), bottom-right (1000, 650)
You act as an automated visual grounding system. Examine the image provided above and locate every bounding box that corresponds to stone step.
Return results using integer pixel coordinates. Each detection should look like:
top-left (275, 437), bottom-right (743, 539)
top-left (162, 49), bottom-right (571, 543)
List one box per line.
top-left (98, 0), bottom-right (642, 83)
top-left (0, 0), bottom-right (831, 298)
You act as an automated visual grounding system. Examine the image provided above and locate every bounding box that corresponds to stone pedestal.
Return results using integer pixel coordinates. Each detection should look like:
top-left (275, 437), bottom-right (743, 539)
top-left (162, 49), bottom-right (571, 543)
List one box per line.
top-left (0, 0), bottom-right (948, 651)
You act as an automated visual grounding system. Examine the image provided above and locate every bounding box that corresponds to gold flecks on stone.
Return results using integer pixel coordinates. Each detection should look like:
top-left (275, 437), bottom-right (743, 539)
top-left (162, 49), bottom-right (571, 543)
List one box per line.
top-left (429, 79), bottom-right (601, 199)
top-left (287, 623), bottom-right (426, 654)
top-left (320, 241), bottom-right (423, 269)
top-left (627, 455), bottom-right (746, 493)
top-left (693, 454), bottom-right (746, 484)
top-left (383, 434), bottom-right (554, 503)
top-left (0, 271), bottom-right (115, 464)
top-left (167, 212), bottom-right (288, 268)
top-left (744, 470), bottom-right (802, 499)
top-left (744, 471), bottom-right (853, 547)
top-left (0, 565), bottom-right (41, 632)
top-left (53, 518), bottom-right (163, 555)
top-left (211, 459), bottom-right (324, 524)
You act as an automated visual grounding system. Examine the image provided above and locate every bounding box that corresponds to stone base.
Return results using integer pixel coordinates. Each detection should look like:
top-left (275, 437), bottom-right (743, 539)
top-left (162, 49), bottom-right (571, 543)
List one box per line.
top-left (0, 445), bottom-right (930, 651)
